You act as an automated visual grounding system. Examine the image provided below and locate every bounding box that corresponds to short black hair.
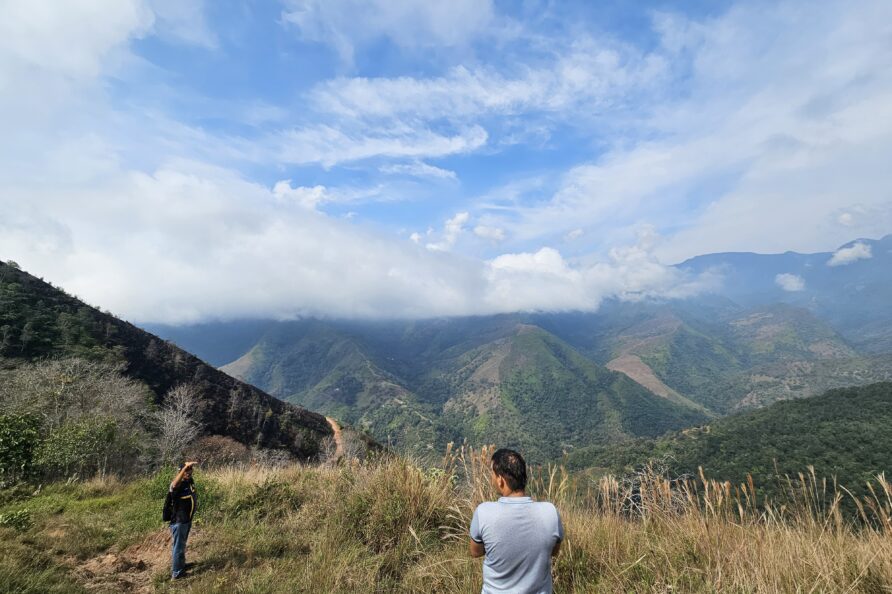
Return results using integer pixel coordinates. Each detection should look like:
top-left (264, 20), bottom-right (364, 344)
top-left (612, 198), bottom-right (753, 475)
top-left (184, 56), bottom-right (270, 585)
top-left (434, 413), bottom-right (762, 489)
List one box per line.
top-left (491, 448), bottom-right (527, 492)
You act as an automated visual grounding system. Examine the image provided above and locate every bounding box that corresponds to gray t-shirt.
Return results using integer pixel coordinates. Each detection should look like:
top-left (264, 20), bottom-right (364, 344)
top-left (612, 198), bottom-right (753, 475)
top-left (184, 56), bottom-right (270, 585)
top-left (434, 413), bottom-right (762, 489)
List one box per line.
top-left (469, 496), bottom-right (564, 594)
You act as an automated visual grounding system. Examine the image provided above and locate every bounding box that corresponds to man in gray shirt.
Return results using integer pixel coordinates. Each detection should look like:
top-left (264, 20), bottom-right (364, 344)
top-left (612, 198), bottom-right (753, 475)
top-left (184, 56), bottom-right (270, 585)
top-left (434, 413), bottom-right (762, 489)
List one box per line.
top-left (469, 448), bottom-right (564, 594)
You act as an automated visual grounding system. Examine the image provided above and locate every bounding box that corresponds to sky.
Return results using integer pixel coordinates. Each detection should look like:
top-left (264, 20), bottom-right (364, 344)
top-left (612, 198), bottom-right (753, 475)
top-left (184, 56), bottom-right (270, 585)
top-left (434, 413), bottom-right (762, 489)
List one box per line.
top-left (1, 0), bottom-right (891, 323)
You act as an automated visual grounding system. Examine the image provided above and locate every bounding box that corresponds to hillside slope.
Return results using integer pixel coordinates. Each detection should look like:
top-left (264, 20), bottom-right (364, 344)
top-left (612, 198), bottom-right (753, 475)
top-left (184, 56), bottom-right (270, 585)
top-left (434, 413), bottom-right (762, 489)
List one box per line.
top-left (220, 318), bottom-right (708, 461)
top-left (0, 261), bottom-right (333, 459)
top-left (445, 325), bottom-right (710, 460)
top-left (567, 382), bottom-right (892, 496)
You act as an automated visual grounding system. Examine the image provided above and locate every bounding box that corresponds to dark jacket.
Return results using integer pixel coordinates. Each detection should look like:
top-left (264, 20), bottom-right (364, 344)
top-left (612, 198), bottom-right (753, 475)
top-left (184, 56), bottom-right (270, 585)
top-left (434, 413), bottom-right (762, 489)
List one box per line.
top-left (169, 478), bottom-right (197, 524)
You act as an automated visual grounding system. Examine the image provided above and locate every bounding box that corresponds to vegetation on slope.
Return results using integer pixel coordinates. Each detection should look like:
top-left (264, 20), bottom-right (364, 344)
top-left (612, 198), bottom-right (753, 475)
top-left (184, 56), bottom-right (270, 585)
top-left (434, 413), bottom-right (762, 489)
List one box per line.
top-left (224, 321), bottom-right (710, 462)
top-left (222, 320), bottom-right (458, 454)
top-left (0, 261), bottom-right (333, 459)
top-left (461, 327), bottom-right (709, 461)
top-left (161, 297), bottom-right (892, 458)
top-left (567, 382), bottom-right (892, 500)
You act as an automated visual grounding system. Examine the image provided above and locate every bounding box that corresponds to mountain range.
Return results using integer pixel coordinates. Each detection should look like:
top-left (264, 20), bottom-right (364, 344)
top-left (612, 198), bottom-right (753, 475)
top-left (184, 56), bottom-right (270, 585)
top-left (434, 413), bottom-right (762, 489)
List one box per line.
top-left (150, 235), bottom-right (892, 461)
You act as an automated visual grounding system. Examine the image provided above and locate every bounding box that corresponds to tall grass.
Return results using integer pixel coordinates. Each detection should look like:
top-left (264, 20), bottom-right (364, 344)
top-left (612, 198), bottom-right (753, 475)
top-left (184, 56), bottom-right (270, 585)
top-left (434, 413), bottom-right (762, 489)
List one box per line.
top-left (2, 447), bottom-right (891, 592)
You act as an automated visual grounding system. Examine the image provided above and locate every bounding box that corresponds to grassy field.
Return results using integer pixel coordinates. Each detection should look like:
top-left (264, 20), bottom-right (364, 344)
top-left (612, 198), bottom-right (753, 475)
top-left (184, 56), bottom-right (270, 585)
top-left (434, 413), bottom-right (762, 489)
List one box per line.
top-left (1, 447), bottom-right (891, 593)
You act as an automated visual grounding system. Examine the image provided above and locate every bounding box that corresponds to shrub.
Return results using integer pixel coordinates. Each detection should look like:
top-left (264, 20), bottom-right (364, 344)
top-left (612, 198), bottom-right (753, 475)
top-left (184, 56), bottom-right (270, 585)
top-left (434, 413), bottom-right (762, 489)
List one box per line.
top-left (0, 414), bottom-right (40, 485)
top-left (184, 435), bottom-right (251, 467)
top-left (228, 478), bottom-right (303, 520)
top-left (0, 508), bottom-right (32, 531)
top-left (32, 417), bottom-right (118, 479)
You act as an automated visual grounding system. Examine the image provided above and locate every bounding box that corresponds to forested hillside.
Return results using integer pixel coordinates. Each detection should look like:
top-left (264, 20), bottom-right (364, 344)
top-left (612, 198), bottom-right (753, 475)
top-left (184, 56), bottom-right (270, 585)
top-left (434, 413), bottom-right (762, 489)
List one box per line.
top-left (0, 260), bottom-right (336, 468)
top-left (567, 382), bottom-right (892, 498)
top-left (155, 295), bottom-right (892, 460)
top-left (216, 318), bottom-right (709, 461)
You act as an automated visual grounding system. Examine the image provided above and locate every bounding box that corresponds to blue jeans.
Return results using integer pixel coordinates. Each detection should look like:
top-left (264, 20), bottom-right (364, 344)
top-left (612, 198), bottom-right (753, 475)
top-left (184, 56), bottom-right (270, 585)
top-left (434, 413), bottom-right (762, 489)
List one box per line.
top-left (170, 521), bottom-right (191, 577)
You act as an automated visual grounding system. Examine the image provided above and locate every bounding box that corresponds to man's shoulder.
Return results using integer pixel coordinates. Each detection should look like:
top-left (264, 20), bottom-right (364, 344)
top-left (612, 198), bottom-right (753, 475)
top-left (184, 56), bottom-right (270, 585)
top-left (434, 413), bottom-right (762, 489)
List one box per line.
top-left (474, 501), bottom-right (499, 514)
top-left (533, 500), bottom-right (560, 516)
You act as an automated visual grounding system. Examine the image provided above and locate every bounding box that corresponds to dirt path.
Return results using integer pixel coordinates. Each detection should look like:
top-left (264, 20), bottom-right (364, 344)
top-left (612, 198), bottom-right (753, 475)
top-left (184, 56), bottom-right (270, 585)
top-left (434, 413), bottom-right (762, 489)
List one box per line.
top-left (75, 527), bottom-right (208, 593)
top-left (326, 416), bottom-right (344, 460)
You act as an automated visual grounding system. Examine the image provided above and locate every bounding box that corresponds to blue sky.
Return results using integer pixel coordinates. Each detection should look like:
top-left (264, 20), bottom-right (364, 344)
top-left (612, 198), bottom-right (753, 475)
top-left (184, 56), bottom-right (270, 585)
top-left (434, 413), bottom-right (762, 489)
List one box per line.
top-left (1, 0), bottom-right (890, 323)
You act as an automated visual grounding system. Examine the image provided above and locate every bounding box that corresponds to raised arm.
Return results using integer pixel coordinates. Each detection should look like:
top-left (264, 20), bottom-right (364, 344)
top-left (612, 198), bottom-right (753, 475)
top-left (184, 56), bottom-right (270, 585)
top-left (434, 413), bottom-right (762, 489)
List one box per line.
top-left (170, 461), bottom-right (197, 490)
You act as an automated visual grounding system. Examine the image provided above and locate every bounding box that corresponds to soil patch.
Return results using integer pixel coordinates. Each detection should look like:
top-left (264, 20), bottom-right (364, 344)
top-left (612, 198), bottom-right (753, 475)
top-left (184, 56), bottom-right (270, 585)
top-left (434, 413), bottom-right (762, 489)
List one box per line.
top-left (74, 527), bottom-right (206, 593)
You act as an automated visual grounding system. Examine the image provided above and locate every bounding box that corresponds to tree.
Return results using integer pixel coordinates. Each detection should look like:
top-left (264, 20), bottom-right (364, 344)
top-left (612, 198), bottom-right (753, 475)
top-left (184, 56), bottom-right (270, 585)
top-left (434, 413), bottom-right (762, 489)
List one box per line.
top-left (0, 414), bottom-right (40, 486)
top-left (0, 358), bottom-right (153, 479)
top-left (0, 358), bottom-right (149, 433)
top-left (155, 384), bottom-right (201, 465)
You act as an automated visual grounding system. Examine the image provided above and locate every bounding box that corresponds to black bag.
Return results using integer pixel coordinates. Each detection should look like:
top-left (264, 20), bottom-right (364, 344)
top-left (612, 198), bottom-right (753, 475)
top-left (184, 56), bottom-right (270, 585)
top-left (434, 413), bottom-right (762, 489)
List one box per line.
top-left (162, 491), bottom-right (174, 522)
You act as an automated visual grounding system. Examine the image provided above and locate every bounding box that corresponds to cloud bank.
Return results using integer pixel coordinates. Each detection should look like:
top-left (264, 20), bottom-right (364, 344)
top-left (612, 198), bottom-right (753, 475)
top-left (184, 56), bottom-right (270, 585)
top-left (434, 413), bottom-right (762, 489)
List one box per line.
top-left (827, 242), bottom-right (873, 267)
top-left (775, 273), bottom-right (806, 292)
top-left (0, 0), bottom-right (889, 324)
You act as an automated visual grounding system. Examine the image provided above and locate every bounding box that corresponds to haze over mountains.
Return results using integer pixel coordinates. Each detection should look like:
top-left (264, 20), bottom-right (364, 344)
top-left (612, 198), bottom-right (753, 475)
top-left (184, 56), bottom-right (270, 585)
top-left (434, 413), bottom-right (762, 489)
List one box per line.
top-left (678, 234), bottom-right (892, 352)
top-left (150, 235), bottom-right (892, 461)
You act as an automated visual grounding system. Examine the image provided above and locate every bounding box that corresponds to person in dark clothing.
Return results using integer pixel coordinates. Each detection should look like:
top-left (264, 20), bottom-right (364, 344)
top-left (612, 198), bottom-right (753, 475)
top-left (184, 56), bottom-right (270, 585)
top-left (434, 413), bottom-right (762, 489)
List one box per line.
top-left (169, 461), bottom-right (198, 579)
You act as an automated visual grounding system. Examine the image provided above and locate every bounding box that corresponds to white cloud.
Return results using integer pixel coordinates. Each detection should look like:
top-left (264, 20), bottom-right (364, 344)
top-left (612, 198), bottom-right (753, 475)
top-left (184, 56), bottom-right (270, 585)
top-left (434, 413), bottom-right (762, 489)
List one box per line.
top-left (565, 228), bottom-right (584, 241)
top-left (291, 35), bottom-right (667, 168)
top-left (309, 46), bottom-right (664, 122)
top-left (426, 212), bottom-right (470, 252)
top-left (0, 152), bottom-right (724, 323)
top-left (470, 0), bottom-right (892, 259)
top-left (271, 180), bottom-right (386, 210)
top-left (379, 161), bottom-right (456, 180)
top-left (276, 124), bottom-right (487, 168)
top-left (827, 242), bottom-right (873, 266)
top-left (483, 239), bottom-right (719, 313)
top-left (272, 181), bottom-right (329, 210)
top-left (474, 225), bottom-right (506, 242)
top-left (775, 273), bottom-right (806, 291)
top-left (281, 0), bottom-right (494, 63)
top-left (0, 0), bottom-right (153, 80)
top-left (838, 212), bottom-right (855, 227)
top-left (0, 160), bottom-right (493, 323)
top-left (148, 0), bottom-right (217, 48)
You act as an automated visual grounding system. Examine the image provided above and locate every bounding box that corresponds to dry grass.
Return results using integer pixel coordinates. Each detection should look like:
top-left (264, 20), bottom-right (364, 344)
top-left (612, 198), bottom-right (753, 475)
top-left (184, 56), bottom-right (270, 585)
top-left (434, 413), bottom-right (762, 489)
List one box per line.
top-left (3, 447), bottom-right (892, 593)
top-left (167, 446), bottom-right (892, 593)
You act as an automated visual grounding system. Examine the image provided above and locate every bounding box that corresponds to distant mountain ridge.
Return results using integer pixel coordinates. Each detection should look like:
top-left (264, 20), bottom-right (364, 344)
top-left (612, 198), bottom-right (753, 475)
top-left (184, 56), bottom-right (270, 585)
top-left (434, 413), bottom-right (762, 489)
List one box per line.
top-left (139, 233), bottom-right (892, 460)
top-left (151, 301), bottom-right (892, 460)
top-left (679, 234), bottom-right (892, 352)
top-left (213, 317), bottom-right (709, 461)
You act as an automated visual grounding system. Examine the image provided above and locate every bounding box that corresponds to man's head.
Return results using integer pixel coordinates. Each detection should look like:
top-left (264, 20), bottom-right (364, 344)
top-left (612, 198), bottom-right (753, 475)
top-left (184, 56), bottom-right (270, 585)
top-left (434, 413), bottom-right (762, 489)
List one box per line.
top-left (491, 448), bottom-right (527, 495)
top-left (180, 462), bottom-right (194, 480)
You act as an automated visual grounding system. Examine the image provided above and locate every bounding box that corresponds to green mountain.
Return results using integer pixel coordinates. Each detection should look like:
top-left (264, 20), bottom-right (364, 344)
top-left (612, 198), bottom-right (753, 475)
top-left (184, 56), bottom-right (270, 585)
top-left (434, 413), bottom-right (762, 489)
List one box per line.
top-left (218, 318), bottom-right (708, 461)
top-left (222, 320), bottom-right (453, 452)
top-left (567, 382), bottom-right (892, 499)
top-left (0, 260), bottom-right (334, 460)
top-left (154, 298), bottom-right (892, 461)
top-left (443, 325), bottom-right (709, 461)
top-left (600, 302), bottom-right (885, 414)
